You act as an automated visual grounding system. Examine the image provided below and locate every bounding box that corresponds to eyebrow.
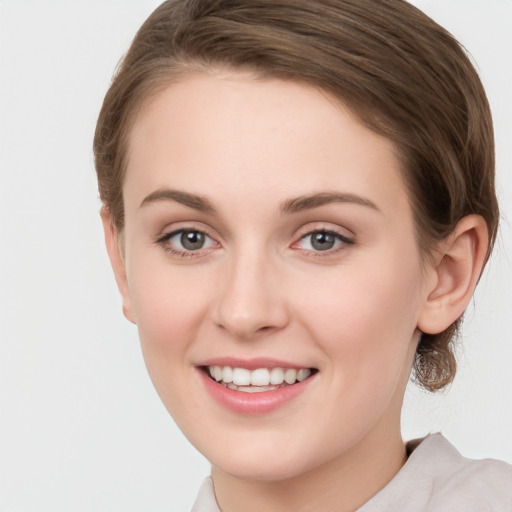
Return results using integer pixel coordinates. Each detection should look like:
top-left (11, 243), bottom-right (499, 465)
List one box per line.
top-left (140, 189), bottom-right (216, 213)
top-left (139, 188), bottom-right (379, 215)
top-left (280, 192), bottom-right (379, 215)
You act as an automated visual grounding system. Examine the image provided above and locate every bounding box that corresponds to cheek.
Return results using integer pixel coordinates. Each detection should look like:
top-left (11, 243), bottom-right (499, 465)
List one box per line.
top-left (299, 251), bottom-right (423, 378)
top-left (126, 260), bottom-right (213, 395)
top-left (128, 247), bottom-right (211, 335)
top-left (287, 255), bottom-right (424, 451)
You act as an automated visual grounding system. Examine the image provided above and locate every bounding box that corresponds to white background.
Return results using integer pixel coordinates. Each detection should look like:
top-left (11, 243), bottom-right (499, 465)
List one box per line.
top-left (0, 1), bottom-right (511, 510)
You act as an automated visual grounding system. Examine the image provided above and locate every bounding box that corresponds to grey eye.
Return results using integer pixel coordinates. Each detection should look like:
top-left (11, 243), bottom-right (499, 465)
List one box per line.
top-left (162, 229), bottom-right (216, 252)
top-left (180, 231), bottom-right (206, 250)
top-left (298, 230), bottom-right (352, 252)
top-left (309, 232), bottom-right (337, 251)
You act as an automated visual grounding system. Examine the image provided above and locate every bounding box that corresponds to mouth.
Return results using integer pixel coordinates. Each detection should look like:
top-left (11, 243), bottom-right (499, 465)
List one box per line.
top-left (202, 365), bottom-right (318, 393)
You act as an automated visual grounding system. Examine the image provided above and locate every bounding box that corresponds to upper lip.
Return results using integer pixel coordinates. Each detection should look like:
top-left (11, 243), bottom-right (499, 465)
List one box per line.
top-left (196, 357), bottom-right (315, 371)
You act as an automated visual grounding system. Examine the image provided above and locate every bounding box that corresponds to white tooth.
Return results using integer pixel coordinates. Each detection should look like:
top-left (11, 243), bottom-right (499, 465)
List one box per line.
top-left (251, 368), bottom-right (270, 386)
top-left (297, 368), bottom-right (311, 382)
top-left (269, 367), bottom-right (285, 385)
top-left (237, 386), bottom-right (269, 393)
top-left (213, 366), bottom-right (223, 382)
top-left (222, 366), bottom-right (233, 383)
top-left (208, 366), bottom-right (215, 378)
top-left (232, 367), bottom-right (251, 386)
top-left (227, 383), bottom-right (238, 390)
top-left (284, 368), bottom-right (297, 384)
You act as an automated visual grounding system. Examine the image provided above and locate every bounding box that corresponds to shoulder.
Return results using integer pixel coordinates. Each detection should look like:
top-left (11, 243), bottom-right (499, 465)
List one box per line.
top-left (418, 434), bottom-right (512, 511)
top-left (359, 434), bottom-right (512, 512)
top-left (190, 477), bottom-right (220, 512)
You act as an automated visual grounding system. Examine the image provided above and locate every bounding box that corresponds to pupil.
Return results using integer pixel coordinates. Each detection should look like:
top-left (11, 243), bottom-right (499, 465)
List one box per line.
top-left (181, 231), bottom-right (205, 250)
top-left (312, 232), bottom-right (335, 251)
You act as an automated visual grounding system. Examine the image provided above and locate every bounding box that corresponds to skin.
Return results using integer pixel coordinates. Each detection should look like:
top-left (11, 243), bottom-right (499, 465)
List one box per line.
top-left (102, 71), bottom-right (489, 512)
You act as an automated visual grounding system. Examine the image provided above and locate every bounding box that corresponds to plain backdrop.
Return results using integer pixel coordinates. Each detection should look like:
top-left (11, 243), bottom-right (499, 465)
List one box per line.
top-left (0, 0), bottom-right (511, 510)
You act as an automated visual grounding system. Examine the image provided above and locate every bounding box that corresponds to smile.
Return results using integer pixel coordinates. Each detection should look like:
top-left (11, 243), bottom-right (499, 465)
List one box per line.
top-left (207, 366), bottom-right (314, 393)
top-left (197, 358), bottom-right (319, 414)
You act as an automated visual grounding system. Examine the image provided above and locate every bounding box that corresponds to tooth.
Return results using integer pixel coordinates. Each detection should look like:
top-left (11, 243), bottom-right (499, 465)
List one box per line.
top-left (297, 368), bottom-right (311, 382)
top-left (222, 366), bottom-right (233, 383)
top-left (237, 386), bottom-right (267, 393)
top-left (239, 385), bottom-right (281, 393)
top-left (269, 367), bottom-right (284, 385)
top-left (251, 368), bottom-right (270, 386)
top-left (213, 366), bottom-right (223, 381)
top-left (232, 367), bottom-right (251, 386)
top-left (211, 365), bottom-right (311, 386)
top-left (284, 368), bottom-right (297, 384)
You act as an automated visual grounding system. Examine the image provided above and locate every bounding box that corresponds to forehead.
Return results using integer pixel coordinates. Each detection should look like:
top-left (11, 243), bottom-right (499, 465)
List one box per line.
top-left (124, 72), bottom-right (410, 220)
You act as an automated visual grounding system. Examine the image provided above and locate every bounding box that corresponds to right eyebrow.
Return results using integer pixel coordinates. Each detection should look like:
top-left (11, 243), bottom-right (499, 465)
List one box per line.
top-left (139, 188), bottom-right (216, 213)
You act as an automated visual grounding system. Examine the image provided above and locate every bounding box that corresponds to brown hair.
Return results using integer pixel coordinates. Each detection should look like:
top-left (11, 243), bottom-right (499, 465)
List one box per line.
top-left (94, 0), bottom-right (499, 391)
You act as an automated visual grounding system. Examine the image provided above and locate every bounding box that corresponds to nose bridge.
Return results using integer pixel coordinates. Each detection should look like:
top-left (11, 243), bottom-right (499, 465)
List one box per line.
top-left (214, 241), bottom-right (288, 338)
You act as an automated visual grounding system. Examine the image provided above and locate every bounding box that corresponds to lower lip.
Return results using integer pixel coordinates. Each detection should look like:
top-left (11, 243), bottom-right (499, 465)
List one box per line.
top-left (198, 369), bottom-right (316, 415)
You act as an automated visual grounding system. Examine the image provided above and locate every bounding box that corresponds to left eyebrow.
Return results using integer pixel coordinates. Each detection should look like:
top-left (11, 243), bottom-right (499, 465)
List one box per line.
top-left (280, 192), bottom-right (380, 215)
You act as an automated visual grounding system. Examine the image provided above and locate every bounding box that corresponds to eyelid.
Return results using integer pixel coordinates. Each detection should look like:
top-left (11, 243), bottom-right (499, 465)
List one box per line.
top-left (293, 222), bottom-right (354, 242)
top-left (154, 220), bottom-right (210, 239)
top-left (158, 229), bottom-right (216, 245)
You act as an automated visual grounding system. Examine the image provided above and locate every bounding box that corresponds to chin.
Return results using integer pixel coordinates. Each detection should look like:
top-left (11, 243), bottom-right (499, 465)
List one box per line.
top-left (200, 434), bottom-right (322, 483)
top-left (213, 455), bottom-right (309, 482)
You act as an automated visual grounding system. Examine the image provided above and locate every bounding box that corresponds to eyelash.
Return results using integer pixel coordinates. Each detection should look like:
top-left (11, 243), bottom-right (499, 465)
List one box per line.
top-left (294, 229), bottom-right (354, 255)
top-left (155, 227), bottom-right (354, 258)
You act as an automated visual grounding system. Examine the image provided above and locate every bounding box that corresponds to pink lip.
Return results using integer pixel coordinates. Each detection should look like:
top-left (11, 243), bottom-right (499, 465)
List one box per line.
top-left (197, 367), bottom-right (317, 415)
top-left (197, 357), bottom-right (311, 370)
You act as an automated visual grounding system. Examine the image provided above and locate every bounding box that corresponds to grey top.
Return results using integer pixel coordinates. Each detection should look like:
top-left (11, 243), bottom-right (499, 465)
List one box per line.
top-left (191, 434), bottom-right (512, 511)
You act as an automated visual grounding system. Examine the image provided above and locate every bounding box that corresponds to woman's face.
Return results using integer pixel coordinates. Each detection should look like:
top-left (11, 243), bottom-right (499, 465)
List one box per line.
top-left (117, 71), bottom-right (435, 481)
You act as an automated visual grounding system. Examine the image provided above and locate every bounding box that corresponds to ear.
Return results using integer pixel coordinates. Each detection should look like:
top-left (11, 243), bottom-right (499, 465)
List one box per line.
top-left (100, 208), bottom-right (136, 324)
top-left (418, 215), bottom-right (489, 335)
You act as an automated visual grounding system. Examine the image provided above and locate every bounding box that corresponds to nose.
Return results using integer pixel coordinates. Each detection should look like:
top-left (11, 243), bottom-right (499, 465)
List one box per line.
top-left (213, 248), bottom-right (290, 340)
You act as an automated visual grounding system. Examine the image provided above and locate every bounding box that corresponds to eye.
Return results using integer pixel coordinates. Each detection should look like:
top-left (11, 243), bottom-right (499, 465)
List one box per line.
top-left (297, 230), bottom-right (353, 252)
top-left (157, 229), bottom-right (217, 254)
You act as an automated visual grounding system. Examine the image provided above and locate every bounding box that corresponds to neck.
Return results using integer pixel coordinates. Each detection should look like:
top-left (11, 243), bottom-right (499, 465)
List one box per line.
top-left (211, 427), bottom-right (407, 512)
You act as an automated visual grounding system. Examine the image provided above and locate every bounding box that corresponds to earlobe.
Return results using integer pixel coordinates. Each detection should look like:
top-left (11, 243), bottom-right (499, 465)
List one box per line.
top-left (418, 215), bottom-right (489, 335)
top-left (100, 208), bottom-right (136, 324)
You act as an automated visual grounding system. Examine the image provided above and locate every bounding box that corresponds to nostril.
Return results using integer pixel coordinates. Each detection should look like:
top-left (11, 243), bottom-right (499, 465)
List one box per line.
top-left (213, 275), bottom-right (290, 339)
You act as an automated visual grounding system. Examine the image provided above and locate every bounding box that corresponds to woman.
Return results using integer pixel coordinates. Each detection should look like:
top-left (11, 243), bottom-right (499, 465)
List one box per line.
top-left (94, 0), bottom-right (512, 510)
